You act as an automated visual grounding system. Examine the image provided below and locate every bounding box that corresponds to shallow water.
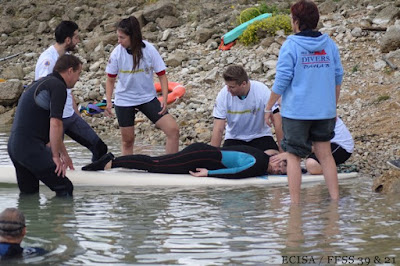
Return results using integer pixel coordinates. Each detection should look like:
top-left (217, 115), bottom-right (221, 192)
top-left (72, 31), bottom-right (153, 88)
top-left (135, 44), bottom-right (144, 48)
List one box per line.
top-left (1, 126), bottom-right (399, 265)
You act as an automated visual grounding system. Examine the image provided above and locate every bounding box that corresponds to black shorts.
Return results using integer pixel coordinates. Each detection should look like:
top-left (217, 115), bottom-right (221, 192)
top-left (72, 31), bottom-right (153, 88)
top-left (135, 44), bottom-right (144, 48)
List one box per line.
top-left (307, 143), bottom-right (352, 165)
top-left (114, 97), bottom-right (168, 127)
top-left (223, 136), bottom-right (279, 152)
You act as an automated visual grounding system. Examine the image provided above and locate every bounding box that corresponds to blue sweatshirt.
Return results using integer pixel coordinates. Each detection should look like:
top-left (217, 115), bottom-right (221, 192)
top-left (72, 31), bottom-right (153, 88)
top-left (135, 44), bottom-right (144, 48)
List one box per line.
top-left (272, 33), bottom-right (343, 120)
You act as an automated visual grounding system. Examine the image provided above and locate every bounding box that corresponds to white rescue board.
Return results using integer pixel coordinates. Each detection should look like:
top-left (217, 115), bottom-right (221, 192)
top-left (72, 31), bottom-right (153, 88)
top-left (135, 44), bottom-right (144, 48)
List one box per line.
top-left (0, 165), bottom-right (358, 187)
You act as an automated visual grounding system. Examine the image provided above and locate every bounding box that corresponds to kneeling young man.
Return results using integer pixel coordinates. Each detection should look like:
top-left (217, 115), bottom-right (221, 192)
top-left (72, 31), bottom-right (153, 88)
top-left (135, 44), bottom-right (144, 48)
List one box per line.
top-left (211, 65), bottom-right (283, 152)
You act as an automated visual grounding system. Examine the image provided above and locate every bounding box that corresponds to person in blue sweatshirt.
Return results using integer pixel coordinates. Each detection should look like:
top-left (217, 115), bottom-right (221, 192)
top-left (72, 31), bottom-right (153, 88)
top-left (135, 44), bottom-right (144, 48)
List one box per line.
top-left (81, 143), bottom-right (288, 178)
top-left (264, 0), bottom-right (344, 204)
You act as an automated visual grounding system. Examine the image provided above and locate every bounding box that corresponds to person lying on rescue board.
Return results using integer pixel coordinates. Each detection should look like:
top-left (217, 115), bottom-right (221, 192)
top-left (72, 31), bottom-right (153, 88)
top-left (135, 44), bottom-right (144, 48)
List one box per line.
top-left (82, 143), bottom-right (288, 178)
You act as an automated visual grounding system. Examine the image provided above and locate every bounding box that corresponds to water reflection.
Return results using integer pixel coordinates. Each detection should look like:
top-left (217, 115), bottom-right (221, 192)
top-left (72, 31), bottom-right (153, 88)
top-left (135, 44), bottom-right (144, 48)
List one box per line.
top-left (19, 194), bottom-right (81, 262)
top-left (0, 126), bottom-right (11, 165)
top-left (0, 180), bottom-right (399, 264)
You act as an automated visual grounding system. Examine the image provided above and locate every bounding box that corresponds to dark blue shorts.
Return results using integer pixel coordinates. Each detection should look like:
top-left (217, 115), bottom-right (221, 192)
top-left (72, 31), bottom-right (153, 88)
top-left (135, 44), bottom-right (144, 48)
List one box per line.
top-left (114, 97), bottom-right (168, 127)
top-left (281, 117), bottom-right (336, 158)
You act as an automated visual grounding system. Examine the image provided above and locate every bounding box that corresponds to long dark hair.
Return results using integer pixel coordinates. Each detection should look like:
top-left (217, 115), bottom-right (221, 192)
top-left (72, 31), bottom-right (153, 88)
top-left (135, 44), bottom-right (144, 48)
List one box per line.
top-left (117, 16), bottom-right (144, 70)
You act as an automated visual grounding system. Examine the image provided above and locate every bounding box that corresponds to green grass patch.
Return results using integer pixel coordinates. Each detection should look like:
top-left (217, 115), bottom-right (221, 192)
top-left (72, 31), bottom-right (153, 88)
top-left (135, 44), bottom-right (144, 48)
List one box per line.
top-left (375, 95), bottom-right (390, 104)
top-left (235, 2), bottom-right (290, 25)
top-left (239, 14), bottom-right (292, 45)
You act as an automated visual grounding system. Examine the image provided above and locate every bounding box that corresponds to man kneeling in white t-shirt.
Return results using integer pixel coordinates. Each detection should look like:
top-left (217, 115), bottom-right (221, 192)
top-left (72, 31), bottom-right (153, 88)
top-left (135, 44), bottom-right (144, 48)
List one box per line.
top-left (211, 65), bottom-right (283, 152)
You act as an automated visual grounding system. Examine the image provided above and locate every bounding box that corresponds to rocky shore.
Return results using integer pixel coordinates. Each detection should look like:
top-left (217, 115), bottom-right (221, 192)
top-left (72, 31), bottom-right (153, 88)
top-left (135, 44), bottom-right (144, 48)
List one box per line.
top-left (0, 0), bottom-right (399, 187)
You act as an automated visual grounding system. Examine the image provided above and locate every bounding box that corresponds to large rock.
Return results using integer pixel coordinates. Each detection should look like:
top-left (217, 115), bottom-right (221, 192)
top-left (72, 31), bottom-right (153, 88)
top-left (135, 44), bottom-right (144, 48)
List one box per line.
top-left (89, 42), bottom-right (105, 62)
top-left (318, 0), bottom-right (337, 14)
top-left (380, 25), bottom-right (400, 53)
top-left (196, 28), bottom-right (214, 44)
top-left (37, 6), bottom-right (64, 22)
top-left (386, 48), bottom-right (400, 60)
top-left (83, 33), bottom-right (117, 54)
top-left (1, 65), bottom-right (25, 80)
top-left (0, 81), bottom-right (24, 106)
top-left (156, 16), bottom-right (181, 30)
top-left (165, 51), bottom-right (188, 67)
top-left (202, 67), bottom-right (220, 84)
top-left (161, 29), bottom-right (173, 41)
top-left (372, 5), bottom-right (400, 26)
top-left (263, 59), bottom-right (277, 71)
top-left (0, 108), bottom-right (15, 125)
top-left (2, 5), bottom-right (16, 16)
top-left (132, 11), bottom-right (146, 29)
top-left (0, 18), bottom-right (14, 35)
top-left (143, 1), bottom-right (176, 23)
top-left (36, 21), bottom-right (50, 34)
top-left (372, 170), bottom-right (400, 193)
top-left (79, 16), bottom-right (100, 32)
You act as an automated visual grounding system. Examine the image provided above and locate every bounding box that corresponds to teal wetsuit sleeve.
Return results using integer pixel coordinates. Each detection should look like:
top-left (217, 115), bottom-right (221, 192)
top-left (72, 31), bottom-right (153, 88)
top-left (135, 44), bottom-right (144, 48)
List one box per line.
top-left (208, 151), bottom-right (256, 177)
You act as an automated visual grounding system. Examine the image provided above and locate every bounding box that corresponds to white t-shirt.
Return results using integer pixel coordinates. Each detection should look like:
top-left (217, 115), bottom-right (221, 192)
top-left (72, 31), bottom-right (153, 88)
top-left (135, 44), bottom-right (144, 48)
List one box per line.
top-left (213, 80), bottom-right (275, 142)
top-left (332, 117), bottom-right (354, 153)
top-left (35, 45), bottom-right (74, 118)
top-left (105, 41), bottom-right (166, 106)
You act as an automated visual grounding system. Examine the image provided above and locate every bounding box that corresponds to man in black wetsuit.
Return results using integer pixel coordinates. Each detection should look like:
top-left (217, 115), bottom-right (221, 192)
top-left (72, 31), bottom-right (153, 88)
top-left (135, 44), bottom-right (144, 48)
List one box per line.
top-left (8, 54), bottom-right (82, 196)
top-left (0, 208), bottom-right (47, 260)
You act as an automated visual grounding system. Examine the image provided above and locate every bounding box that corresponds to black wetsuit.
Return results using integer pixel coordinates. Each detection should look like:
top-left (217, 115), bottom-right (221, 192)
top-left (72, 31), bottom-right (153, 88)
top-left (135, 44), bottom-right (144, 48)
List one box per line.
top-left (7, 73), bottom-right (73, 196)
top-left (111, 143), bottom-right (270, 179)
top-left (0, 242), bottom-right (47, 260)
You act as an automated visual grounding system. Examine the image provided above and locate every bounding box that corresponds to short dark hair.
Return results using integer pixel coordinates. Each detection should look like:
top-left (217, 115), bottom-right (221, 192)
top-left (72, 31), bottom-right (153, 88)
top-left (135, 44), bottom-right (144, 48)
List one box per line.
top-left (291, 0), bottom-right (319, 31)
top-left (0, 208), bottom-right (25, 238)
top-left (222, 65), bottom-right (249, 85)
top-left (55, 21), bottom-right (79, 44)
top-left (53, 54), bottom-right (83, 73)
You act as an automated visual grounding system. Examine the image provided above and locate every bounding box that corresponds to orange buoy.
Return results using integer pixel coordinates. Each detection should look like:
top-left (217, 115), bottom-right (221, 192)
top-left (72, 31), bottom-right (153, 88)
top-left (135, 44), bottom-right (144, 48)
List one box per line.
top-left (0, 78), bottom-right (6, 82)
top-left (154, 82), bottom-right (186, 104)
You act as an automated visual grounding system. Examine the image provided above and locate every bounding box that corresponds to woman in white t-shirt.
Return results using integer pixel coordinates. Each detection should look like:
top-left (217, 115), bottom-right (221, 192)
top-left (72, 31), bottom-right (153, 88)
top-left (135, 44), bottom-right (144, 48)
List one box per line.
top-left (105, 16), bottom-right (179, 155)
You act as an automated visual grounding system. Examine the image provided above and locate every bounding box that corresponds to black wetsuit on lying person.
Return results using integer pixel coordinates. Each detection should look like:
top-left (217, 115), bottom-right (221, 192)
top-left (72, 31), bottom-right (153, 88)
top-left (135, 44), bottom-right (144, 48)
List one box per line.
top-left (83, 143), bottom-right (270, 178)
